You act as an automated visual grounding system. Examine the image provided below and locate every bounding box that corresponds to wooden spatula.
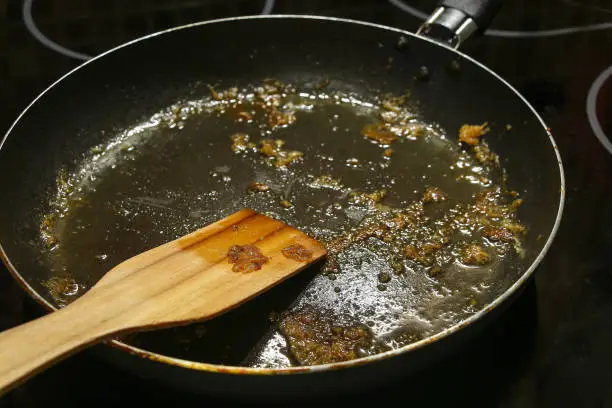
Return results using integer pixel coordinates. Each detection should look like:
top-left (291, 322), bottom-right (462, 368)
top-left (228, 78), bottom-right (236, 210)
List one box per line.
top-left (0, 209), bottom-right (326, 395)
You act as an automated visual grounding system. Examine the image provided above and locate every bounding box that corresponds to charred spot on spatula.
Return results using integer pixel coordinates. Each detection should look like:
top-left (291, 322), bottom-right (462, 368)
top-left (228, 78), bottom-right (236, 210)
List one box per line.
top-left (227, 244), bottom-right (269, 273)
top-left (281, 243), bottom-right (313, 262)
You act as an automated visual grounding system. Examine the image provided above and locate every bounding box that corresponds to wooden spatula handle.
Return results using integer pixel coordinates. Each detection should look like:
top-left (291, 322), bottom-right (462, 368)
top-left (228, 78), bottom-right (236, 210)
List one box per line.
top-left (0, 296), bottom-right (116, 396)
top-left (0, 209), bottom-right (327, 395)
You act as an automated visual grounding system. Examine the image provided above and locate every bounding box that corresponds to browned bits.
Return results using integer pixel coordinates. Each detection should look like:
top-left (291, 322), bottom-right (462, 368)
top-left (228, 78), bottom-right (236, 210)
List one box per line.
top-left (41, 276), bottom-right (80, 307)
top-left (459, 123), bottom-right (489, 146)
top-left (428, 266), bottom-right (442, 277)
top-left (511, 198), bottom-right (524, 209)
top-left (502, 221), bottom-right (526, 234)
top-left (238, 111), bottom-right (253, 121)
top-left (251, 79), bottom-right (299, 130)
top-left (362, 124), bottom-right (398, 145)
top-left (227, 244), bottom-right (269, 273)
top-left (380, 110), bottom-right (398, 123)
top-left (281, 244), bottom-right (313, 262)
top-left (382, 101), bottom-right (402, 113)
top-left (461, 244), bottom-right (490, 266)
top-left (348, 189), bottom-right (388, 206)
top-left (422, 186), bottom-right (448, 203)
top-left (473, 143), bottom-right (500, 166)
top-left (259, 139), bottom-right (303, 167)
top-left (224, 87), bottom-right (239, 99)
top-left (378, 272), bottom-right (391, 283)
top-left (230, 133), bottom-right (255, 153)
top-left (248, 181), bottom-right (270, 193)
top-left (278, 310), bottom-right (376, 365)
top-left (309, 174), bottom-right (343, 189)
top-left (404, 242), bottom-right (442, 266)
top-left (268, 108), bottom-right (296, 128)
top-left (325, 223), bottom-right (390, 255)
top-left (383, 148), bottom-right (394, 157)
top-left (482, 226), bottom-right (514, 243)
top-left (474, 188), bottom-right (501, 209)
top-left (279, 199), bottom-right (294, 208)
top-left (207, 85), bottom-right (221, 100)
top-left (40, 214), bottom-right (59, 249)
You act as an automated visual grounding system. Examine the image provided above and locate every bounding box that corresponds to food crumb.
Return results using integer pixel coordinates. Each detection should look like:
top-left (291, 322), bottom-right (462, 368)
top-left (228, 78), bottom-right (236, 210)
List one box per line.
top-left (404, 242), bottom-right (442, 266)
top-left (249, 181), bottom-right (270, 193)
top-left (461, 244), bottom-right (490, 266)
top-left (207, 85), bottom-right (221, 100)
top-left (378, 272), bottom-right (391, 283)
top-left (482, 226), bottom-right (515, 243)
top-left (428, 266), bottom-right (442, 277)
top-left (281, 244), bottom-right (313, 262)
top-left (268, 108), bottom-right (296, 128)
top-left (309, 174), bottom-right (343, 189)
top-left (260, 139), bottom-right (303, 167)
top-left (459, 123), bottom-right (489, 146)
top-left (362, 124), bottom-right (398, 145)
top-left (230, 133), bottom-right (255, 153)
top-left (280, 199), bottom-right (294, 208)
top-left (422, 186), bottom-right (448, 203)
top-left (511, 198), bottom-right (523, 209)
top-left (238, 111), bottom-right (253, 122)
top-left (227, 244), bottom-right (269, 273)
top-left (348, 189), bottom-right (387, 206)
top-left (473, 143), bottom-right (500, 166)
top-left (383, 148), bottom-right (393, 157)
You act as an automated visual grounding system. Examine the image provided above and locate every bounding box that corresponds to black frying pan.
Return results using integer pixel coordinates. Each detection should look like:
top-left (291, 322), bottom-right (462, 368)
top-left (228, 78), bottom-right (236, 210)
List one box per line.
top-left (0, 0), bottom-right (564, 399)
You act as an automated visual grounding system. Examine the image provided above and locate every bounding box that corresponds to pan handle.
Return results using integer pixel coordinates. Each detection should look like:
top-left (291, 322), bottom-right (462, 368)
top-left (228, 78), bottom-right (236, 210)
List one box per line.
top-left (417, 0), bottom-right (504, 48)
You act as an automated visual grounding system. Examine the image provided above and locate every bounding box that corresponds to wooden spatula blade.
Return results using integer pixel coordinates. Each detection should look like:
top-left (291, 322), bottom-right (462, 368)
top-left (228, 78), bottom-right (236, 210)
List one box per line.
top-left (88, 209), bottom-right (327, 329)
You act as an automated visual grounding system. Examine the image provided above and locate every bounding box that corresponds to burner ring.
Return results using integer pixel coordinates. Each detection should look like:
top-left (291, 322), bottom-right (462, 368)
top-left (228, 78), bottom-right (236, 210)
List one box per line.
top-left (389, 0), bottom-right (612, 38)
top-left (587, 65), bottom-right (612, 156)
top-left (22, 0), bottom-right (92, 60)
top-left (22, 0), bottom-right (277, 61)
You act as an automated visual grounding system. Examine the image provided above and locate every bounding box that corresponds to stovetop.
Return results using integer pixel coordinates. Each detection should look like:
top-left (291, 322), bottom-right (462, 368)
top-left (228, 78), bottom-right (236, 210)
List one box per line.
top-left (1, 0), bottom-right (612, 406)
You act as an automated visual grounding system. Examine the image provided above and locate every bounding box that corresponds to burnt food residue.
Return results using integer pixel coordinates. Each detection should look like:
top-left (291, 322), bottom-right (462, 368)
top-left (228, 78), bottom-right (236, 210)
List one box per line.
top-left (281, 243), bottom-right (313, 262)
top-left (227, 244), bottom-right (269, 273)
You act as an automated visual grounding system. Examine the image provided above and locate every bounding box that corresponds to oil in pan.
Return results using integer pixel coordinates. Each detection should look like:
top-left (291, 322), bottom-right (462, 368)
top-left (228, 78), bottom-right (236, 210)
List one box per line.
top-left (39, 79), bottom-right (527, 368)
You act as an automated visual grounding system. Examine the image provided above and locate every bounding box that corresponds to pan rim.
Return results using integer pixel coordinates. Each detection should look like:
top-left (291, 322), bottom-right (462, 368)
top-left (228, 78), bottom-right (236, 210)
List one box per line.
top-left (0, 14), bottom-right (566, 376)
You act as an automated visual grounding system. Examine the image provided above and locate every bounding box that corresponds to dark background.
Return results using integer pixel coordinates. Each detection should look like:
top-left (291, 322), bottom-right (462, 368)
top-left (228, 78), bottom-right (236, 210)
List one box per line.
top-left (1, 0), bottom-right (612, 406)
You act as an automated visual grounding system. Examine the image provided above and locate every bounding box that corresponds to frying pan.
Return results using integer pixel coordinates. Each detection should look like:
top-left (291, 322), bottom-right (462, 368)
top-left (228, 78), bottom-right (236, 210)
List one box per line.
top-left (0, 0), bottom-right (564, 399)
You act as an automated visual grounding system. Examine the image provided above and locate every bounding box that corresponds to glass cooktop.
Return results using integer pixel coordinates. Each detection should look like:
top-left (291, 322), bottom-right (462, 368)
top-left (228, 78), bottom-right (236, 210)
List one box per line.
top-left (1, 0), bottom-right (612, 406)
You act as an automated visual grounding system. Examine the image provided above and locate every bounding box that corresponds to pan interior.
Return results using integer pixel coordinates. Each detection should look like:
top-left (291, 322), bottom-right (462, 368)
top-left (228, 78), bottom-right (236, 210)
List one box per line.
top-left (0, 17), bottom-right (561, 370)
top-left (37, 80), bottom-right (526, 368)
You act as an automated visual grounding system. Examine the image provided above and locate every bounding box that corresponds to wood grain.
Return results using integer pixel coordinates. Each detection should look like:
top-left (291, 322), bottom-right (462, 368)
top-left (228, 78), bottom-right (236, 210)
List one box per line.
top-left (0, 209), bottom-right (326, 395)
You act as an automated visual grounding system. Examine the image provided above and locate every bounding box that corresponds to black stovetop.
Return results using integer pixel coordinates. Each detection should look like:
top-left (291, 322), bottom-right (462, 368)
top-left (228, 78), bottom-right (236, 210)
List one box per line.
top-left (2, 0), bottom-right (612, 406)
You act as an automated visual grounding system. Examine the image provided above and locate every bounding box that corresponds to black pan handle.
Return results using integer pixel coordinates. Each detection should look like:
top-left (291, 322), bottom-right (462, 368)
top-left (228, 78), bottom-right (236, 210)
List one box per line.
top-left (417, 0), bottom-right (504, 48)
